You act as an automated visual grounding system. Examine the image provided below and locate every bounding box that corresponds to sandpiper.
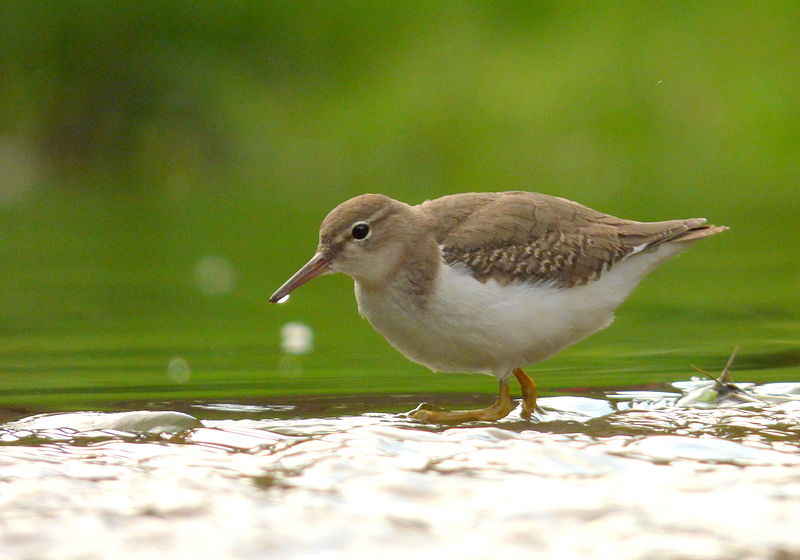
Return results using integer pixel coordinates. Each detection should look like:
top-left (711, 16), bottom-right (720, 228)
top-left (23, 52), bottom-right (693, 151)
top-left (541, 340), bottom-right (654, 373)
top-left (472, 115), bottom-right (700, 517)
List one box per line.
top-left (270, 192), bottom-right (727, 423)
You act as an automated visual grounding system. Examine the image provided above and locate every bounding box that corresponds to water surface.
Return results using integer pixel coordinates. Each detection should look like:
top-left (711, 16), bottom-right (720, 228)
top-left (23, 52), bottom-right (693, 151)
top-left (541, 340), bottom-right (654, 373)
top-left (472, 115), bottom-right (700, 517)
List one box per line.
top-left (2, 382), bottom-right (800, 559)
top-left (2, 190), bottom-right (799, 559)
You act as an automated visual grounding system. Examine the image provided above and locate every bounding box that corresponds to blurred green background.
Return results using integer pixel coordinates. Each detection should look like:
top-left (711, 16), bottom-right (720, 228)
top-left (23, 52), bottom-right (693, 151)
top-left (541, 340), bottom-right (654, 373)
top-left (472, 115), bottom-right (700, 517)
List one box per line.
top-left (1, 1), bottom-right (798, 411)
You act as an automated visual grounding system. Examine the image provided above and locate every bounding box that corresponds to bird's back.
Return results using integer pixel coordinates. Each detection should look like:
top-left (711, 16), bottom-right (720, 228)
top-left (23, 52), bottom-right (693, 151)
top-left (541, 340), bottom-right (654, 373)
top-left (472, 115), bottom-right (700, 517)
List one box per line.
top-left (419, 191), bottom-right (727, 288)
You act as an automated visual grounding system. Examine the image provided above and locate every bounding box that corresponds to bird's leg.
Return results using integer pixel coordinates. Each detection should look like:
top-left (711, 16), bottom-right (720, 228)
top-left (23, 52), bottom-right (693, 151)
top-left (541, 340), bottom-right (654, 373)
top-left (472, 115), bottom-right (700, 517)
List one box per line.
top-left (409, 377), bottom-right (514, 424)
top-left (513, 368), bottom-right (538, 418)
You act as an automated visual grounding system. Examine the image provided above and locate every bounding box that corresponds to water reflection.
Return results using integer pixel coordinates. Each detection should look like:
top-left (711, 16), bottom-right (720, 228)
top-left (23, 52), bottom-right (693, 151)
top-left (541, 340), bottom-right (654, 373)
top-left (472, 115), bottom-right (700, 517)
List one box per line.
top-left (1, 381), bottom-right (800, 559)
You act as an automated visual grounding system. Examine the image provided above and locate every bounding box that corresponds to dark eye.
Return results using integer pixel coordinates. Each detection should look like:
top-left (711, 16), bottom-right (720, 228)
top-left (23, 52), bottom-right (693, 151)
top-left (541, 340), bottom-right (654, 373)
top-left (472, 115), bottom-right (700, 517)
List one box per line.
top-left (351, 222), bottom-right (370, 240)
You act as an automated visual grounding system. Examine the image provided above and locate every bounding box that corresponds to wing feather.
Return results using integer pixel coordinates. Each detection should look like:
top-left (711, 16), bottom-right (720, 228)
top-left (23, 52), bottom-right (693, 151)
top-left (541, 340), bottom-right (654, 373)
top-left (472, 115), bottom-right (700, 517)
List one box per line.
top-left (419, 192), bottom-right (721, 287)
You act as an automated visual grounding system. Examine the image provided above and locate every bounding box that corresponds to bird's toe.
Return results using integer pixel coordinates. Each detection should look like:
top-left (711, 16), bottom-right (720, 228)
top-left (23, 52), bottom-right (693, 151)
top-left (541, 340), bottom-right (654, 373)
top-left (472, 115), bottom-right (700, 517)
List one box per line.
top-left (407, 402), bottom-right (449, 422)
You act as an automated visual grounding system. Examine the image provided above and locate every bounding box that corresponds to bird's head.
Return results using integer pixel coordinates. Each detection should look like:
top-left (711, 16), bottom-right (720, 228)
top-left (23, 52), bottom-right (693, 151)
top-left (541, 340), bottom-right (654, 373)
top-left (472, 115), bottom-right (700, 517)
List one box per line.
top-left (269, 194), bottom-right (420, 303)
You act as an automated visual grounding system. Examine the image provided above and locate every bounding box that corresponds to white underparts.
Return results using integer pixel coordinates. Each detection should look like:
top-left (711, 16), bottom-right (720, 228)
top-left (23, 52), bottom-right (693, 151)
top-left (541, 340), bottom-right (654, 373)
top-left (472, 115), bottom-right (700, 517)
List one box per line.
top-left (354, 242), bottom-right (690, 378)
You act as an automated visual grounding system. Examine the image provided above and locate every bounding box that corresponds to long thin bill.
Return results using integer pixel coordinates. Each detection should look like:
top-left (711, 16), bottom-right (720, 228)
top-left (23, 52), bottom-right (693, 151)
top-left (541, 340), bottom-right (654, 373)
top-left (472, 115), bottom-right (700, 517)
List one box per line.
top-left (269, 253), bottom-right (331, 303)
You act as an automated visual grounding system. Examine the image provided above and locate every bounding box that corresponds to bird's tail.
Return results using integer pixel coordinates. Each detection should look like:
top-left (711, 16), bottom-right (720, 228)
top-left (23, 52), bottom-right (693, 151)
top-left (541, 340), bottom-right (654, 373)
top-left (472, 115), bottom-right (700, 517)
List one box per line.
top-left (668, 220), bottom-right (729, 243)
top-left (619, 218), bottom-right (728, 251)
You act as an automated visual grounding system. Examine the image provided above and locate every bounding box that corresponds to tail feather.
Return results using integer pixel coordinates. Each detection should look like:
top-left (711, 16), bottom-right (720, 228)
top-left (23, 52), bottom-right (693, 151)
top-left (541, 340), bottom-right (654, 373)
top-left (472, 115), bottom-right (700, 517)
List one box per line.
top-left (618, 218), bottom-right (728, 253)
top-left (670, 223), bottom-right (729, 243)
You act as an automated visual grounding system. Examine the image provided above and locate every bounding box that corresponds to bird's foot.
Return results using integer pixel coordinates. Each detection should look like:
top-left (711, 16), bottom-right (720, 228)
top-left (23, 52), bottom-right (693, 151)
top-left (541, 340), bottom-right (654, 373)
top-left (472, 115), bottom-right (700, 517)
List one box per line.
top-left (518, 400), bottom-right (543, 420)
top-left (513, 368), bottom-right (540, 419)
top-left (407, 399), bottom-right (514, 424)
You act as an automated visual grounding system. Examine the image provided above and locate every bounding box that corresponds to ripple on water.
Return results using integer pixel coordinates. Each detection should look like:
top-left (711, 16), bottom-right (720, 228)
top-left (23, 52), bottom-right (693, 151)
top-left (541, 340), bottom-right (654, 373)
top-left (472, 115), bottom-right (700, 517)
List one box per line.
top-left (1, 382), bottom-right (800, 559)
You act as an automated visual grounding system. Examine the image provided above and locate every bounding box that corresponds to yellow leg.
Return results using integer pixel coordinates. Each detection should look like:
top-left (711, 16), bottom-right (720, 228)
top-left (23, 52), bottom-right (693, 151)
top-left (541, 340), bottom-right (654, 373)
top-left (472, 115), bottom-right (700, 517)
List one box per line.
top-left (409, 377), bottom-right (514, 424)
top-left (513, 368), bottom-right (538, 419)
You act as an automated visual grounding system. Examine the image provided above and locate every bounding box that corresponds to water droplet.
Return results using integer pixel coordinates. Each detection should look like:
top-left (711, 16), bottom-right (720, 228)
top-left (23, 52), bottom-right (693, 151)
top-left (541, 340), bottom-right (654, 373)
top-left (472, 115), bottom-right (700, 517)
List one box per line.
top-left (281, 322), bottom-right (313, 355)
top-left (167, 357), bottom-right (191, 383)
top-left (276, 294), bottom-right (290, 304)
top-left (193, 255), bottom-right (236, 296)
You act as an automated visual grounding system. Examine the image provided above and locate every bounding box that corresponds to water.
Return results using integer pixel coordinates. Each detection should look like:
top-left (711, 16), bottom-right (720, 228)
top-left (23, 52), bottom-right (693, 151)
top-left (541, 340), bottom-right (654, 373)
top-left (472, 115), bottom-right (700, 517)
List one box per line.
top-left (2, 381), bottom-right (800, 560)
top-left (3, 3), bottom-right (800, 555)
top-left (2, 191), bottom-right (799, 559)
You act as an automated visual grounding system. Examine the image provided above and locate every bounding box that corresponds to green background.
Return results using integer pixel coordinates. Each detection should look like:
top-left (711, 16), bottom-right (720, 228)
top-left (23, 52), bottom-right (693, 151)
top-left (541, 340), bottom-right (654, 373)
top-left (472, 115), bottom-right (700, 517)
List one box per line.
top-left (1, 1), bottom-right (798, 411)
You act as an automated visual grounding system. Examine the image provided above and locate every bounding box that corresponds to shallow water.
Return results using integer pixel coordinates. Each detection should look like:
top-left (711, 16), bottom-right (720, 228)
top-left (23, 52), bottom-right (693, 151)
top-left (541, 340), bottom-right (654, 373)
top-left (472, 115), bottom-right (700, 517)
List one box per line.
top-left (3, 188), bottom-right (799, 559)
top-left (2, 382), bottom-right (800, 560)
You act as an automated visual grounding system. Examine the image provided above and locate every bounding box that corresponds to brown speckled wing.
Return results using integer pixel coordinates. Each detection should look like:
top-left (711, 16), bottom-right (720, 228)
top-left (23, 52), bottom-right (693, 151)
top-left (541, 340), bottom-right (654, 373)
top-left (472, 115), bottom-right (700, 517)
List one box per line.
top-left (419, 192), bottom-right (716, 288)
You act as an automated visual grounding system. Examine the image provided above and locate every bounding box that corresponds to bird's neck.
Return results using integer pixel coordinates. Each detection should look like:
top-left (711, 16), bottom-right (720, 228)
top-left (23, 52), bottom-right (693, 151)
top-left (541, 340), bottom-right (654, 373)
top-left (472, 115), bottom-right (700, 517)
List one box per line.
top-left (356, 236), bottom-right (440, 306)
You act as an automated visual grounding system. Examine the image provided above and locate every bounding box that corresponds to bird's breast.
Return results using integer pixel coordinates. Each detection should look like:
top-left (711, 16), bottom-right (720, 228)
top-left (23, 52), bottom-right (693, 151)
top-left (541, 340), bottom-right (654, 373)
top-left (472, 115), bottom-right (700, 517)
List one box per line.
top-left (354, 259), bottom-right (623, 376)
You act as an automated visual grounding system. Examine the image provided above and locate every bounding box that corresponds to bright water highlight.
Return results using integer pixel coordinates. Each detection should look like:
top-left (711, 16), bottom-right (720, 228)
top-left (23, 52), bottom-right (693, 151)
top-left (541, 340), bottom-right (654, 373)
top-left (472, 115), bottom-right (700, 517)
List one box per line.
top-left (2, 381), bottom-right (799, 560)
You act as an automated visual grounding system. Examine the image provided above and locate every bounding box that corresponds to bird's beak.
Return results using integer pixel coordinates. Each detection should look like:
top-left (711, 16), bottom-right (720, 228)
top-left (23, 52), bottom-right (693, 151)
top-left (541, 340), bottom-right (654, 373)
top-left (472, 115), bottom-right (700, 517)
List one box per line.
top-left (269, 252), bottom-right (331, 303)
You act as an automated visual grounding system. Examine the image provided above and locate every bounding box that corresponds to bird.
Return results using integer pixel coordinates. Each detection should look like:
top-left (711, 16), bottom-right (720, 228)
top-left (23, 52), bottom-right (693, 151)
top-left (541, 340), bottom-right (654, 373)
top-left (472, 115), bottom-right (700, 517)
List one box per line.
top-left (269, 191), bottom-right (727, 423)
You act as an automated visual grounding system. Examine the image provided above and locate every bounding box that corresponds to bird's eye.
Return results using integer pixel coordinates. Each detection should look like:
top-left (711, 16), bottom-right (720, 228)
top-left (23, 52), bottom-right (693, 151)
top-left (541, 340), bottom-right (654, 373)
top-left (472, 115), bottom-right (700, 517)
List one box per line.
top-left (351, 222), bottom-right (370, 240)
